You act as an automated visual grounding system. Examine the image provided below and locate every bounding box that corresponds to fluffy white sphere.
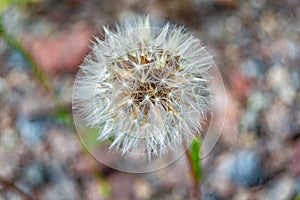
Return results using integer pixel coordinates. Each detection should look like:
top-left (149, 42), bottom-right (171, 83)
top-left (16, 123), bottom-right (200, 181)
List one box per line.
top-left (72, 16), bottom-right (213, 159)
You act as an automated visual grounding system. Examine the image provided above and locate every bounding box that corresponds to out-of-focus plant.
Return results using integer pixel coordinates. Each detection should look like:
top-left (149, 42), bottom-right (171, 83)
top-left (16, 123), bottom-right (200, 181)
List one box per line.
top-left (0, 0), bottom-right (38, 14)
top-left (0, 6), bottom-right (75, 121)
top-left (0, 17), bottom-right (54, 96)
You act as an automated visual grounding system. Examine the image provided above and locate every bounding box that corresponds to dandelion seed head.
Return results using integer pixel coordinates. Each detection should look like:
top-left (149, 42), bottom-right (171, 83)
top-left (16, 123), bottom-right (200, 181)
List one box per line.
top-left (73, 16), bottom-right (213, 158)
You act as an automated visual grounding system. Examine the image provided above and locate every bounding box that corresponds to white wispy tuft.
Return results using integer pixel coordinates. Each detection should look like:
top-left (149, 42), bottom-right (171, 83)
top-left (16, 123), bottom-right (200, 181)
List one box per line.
top-left (73, 16), bottom-right (213, 159)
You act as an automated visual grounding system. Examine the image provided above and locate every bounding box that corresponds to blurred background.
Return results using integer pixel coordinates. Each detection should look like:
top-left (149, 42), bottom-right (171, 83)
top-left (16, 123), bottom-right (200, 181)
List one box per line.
top-left (0, 0), bottom-right (300, 199)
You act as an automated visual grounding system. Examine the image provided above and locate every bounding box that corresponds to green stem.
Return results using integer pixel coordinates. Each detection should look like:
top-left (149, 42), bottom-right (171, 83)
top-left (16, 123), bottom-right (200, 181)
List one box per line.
top-left (184, 143), bottom-right (201, 200)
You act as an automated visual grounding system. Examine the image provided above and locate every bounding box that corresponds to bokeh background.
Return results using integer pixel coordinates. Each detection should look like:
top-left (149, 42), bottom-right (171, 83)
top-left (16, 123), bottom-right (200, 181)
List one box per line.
top-left (0, 0), bottom-right (300, 199)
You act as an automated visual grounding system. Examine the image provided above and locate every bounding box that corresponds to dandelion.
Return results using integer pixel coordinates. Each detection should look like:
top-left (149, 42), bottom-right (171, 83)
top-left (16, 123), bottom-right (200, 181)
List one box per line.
top-left (72, 16), bottom-right (213, 158)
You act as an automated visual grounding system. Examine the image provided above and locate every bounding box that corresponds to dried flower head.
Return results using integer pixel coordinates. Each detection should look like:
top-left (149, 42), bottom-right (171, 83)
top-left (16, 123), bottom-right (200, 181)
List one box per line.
top-left (73, 16), bottom-right (213, 158)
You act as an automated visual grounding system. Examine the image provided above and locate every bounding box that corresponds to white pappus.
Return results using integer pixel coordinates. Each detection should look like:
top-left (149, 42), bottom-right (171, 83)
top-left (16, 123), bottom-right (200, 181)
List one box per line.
top-left (72, 16), bottom-right (213, 159)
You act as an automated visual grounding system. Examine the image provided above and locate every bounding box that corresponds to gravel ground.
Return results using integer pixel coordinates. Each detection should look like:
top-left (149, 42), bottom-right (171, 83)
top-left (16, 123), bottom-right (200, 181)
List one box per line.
top-left (0, 0), bottom-right (299, 199)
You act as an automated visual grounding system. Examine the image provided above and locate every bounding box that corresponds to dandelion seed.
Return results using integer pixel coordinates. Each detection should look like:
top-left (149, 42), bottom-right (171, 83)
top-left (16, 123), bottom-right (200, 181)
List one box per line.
top-left (72, 16), bottom-right (213, 158)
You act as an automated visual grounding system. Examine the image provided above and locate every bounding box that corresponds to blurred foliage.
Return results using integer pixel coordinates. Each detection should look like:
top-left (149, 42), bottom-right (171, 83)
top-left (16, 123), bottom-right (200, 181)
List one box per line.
top-left (189, 136), bottom-right (202, 181)
top-left (295, 194), bottom-right (300, 200)
top-left (53, 109), bottom-right (73, 127)
top-left (82, 127), bottom-right (100, 150)
top-left (0, 0), bottom-right (38, 14)
top-left (98, 176), bottom-right (112, 198)
top-left (0, 16), bottom-right (55, 99)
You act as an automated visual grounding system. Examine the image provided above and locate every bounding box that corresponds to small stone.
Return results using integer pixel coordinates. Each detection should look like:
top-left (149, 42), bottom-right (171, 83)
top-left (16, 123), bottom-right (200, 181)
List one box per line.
top-left (204, 17), bottom-right (226, 41)
top-left (22, 23), bottom-right (93, 74)
top-left (248, 91), bottom-right (270, 111)
top-left (83, 179), bottom-right (107, 200)
top-left (241, 59), bottom-right (265, 80)
top-left (20, 161), bottom-right (48, 190)
top-left (15, 162), bottom-right (47, 194)
top-left (267, 65), bottom-right (289, 88)
top-left (260, 11), bottom-right (277, 35)
top-left (133, 178), bottom-right (152, 200)
top-left (5, 190), bottom-right (23, 200)
top-left (241, 109), bottom-right (258, 131)
top-left (203, 192), bottom-right (221, 200)
top-left (265, 101), bottom-right (294, 139)
top-left (7, 50), bottom-right (29, 71)
top-left (46, 127), bottom-right (80, 161)
top-left (208, 153), bottom-right (235, 198)
top-left (250, 0), bottom-right (266, 9)
top-left (2, 6), bottom-right (29, 37)
top-left (43, 179), bottom-right (81, 200)
top-left (0, 129), bottom-right (17, 150)
top-left (261, 176), bottom-right (295, 200)
top-left (42, 162), bottom-right (81, 200)
top-left (295, 177), bottom-right (300, 196)
top-left (233, 188), bottom-right (257, 200)
top-left (5, 69), bottom-right (32, 90)
top-left (0, 38), bottom-right (9, 56)
top-left (229, 150), bottom-right (264, 187)
top-left (226, 16), bottom-right (241, 33)
top-left (107, 173), bottom-right (135, 200)
top-left (0, 151), bottom-right (18, 179)
top-left (0, 77), bottom-right (6, 98)
top-left (16, 116), bottom-right (49, 146)
top-left (288, 139), bottom-right (300, 174)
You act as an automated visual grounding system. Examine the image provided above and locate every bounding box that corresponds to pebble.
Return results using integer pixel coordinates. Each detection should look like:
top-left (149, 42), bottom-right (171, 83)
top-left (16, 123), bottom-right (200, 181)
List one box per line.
top-left (42, 162), bottom-right (81, 200)
top-left (204, 17), bottom-right (226, 41)
top-left (226, 16), bottom-right (241, 33)
top-left (0, 77), bottom-right (6, 98)
top-left (0, 129), bottom-right (17, 150)
top-left (107, 172), bottom-right (135, 200)
top-left (203, 192), bottom-right (221, 200)
top-left (241, 109), bottom-right (258, 131)
top-left (43, 179), bottom-right (81, 200)
top-left (0, 152), bottom-right (18, 179)
top-left (16, 116), bottom-right (49, 146)
top-left (46, 127), bottom-right (80, 161)
top-left (5, 190), bottom-right (23, 200)
top-left (208, 153), bottom-right (235, 197)
top-left (262, 176), bottom-right (295, 200)
top-left (133, 178), bottom-right (153, 200)
top-left (250, 0), bottom-right (266, 9)
top-left (266, 65), bottom-right (296, 105)
top-left (295, 177), bottom-right (300, 197)
top-left (265, 101), bottom-right (295, 139)
top-left (229, 150), bottom-right (264, 187)
top-left (267, 65), bottom-right (289, 88)
top-left (20, 161), bottom-right (49, 190)
top-left (248, 91), bottom-right (270, 111)
top-left (7, 50), bottom-right (29, 71)
top-left (241, 59), bottom-right (266, 80)
top-left (2, 6), bottom-right (28, 37)
top-left (0, 38), bottom-right (9, 56)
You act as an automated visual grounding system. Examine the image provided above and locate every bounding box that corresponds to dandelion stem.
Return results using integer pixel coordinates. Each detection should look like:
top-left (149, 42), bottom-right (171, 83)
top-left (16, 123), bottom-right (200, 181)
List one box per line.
top-left (184, 143), bottom-right (201, 200)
